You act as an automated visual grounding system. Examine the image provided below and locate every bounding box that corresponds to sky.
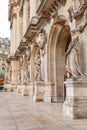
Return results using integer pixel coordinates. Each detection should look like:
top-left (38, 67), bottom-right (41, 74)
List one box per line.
top-left (0, 0), bottom-right (10, 38)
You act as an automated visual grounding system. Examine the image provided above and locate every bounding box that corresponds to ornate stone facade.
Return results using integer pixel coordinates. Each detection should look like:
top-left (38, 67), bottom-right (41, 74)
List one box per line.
top-left (0, 38), bottom-right (10, 81)
top-left (7, 0), bottom-right (87, 119)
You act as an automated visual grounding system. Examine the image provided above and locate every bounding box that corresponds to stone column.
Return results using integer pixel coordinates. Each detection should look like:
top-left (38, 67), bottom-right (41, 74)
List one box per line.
top-left (10, 26), bottom-right (13, 56)
top-left (23, 0), bottom-right (29, 35)
top-left (10, 15), bottom-right (16, 56)
top-left (16, 7), bottom-right (21, 48)
top-left (11, 59), bottom-right (19, 91)
top-left (12, 13), bottom-right (17, 55)
top-left (30, 0), bottom-right (37, 21)
top-left (29, 55), bottom-right (35, 97)
top-left (43, 45), bottom-right (52, 103)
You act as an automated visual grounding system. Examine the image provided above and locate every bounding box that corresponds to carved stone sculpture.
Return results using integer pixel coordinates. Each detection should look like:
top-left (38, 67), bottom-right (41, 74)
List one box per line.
top-left (23, 62), bottom-right (30, 84)
top-left (25, 46), bottom-right (31, 60)
top-left (35, 55), bottom-right (41, 81)
top-left (5, 63), bottom-right (11, 83)
top-left (38, 29), bottom-right (47, 56)
top-left (23, 68), bottom-right (27, 84)
top-left (68, 0), bottom-right (87, 21)
top-left (66, 30), bottom-right (86, 78)
top-left (19, 56), bottom-right (23, 66)
top-left (68, 0), bottom-right (87, 32)
top-left (18, 70), bottom-right (21, 84)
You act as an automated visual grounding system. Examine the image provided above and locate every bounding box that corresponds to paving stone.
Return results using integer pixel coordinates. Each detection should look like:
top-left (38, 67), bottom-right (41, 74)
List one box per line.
top-left (0, 92), bottom-right (87, 130)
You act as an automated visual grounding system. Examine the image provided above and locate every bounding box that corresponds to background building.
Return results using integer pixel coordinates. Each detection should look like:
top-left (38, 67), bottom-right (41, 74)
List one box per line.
top-left (0, 37), bottom-right (10, 81)
top-left (7, 0), bottom-right (87, 119)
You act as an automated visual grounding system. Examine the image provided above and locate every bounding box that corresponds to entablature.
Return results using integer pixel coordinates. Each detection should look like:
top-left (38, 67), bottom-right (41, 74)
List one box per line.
top-left (37, 0), bottom-right (66, 19)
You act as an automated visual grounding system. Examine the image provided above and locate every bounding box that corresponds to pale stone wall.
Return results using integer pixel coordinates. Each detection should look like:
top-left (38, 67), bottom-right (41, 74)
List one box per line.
top-left (8, 0), bottom-right (87, 119)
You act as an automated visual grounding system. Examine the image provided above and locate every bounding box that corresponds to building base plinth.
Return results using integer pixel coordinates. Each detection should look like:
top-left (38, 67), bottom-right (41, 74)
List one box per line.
top-left (63, 78), bottom-right (87, 119)
top-left (33, 81), bottom-right (45, 102)
top-left (4, 84), bottom-right (12, 92)
top-left (44, 83), bottom-right (52, 103)
top-left (11, 84), bottom-right (17, 92)
top-left (29, 83), bottom-right (34, 97)
top-left (17, 85), bottom-right (23, 93)
top-left (22, 85), bottom-right (29, 96)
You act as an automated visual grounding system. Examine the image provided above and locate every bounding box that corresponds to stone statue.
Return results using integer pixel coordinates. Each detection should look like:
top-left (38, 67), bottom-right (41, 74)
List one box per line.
top-left (26, 61), bottom-right (30, 83)
top-left (23, 62), bottom-right (30, 84)
top-left (5, 63), bottom-right (11, 83)
top-left (25, 46), bottom-right (31, 60)
top-left (19, 56), bottom-right (23, 66)
top-left (23, 68), bottom-right (27, 84)
top-left (35, 55), bottom-right (41, 81)
top-left (68, 0), bottom-right (87, 21)
top-left (38, 29), bottom-right (47, 56)
top-left (18, 70), bottom-right (21, 84)
top-left (66, 30), bottom-right (85, 78)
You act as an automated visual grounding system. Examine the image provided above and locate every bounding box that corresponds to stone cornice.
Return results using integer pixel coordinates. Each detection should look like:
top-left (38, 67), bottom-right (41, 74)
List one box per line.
top-left (14, 15), bottom-right (48, 57)
top-left (25, 16), bottom-right (48, 39)
top-left (37, 0), bottom-right (66, 19)
top-left (14, 36), bottom-right (30, 57)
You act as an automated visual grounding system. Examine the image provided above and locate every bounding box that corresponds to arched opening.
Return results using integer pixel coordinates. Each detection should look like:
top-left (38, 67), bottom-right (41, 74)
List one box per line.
top-left (48, 16), bottom-right (71, 102)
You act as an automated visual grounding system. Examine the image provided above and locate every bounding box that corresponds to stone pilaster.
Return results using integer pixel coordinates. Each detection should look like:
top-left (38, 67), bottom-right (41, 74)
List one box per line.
top-left (23, 0), bottom-right (29, 35)
top-left (16, 7), bottom-right (23, 48)
top-left (11, 59), bottom-right (19, 91)
top-left (30, 0), bottom-right (37, 20)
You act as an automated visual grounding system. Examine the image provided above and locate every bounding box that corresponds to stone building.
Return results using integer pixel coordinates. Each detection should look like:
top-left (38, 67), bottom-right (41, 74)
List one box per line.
top-left (7, 0), bottom-right (87, 119)
top-left (0, 37), bottom-right (10, 80)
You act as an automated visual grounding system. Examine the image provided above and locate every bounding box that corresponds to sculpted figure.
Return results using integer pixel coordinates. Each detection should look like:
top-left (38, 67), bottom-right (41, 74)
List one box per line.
top-left (20, 56), bottom-right (23, 66)
top-left (23, 68), bottom-right (27, 84)
top-left (5, 63), bottom-right (11, 83)
top-left (38, 29), bottom-right (47, 56)
top-left (66, 30), bottom-right (85, 78)
top-left (25, 46), bottom-right (31, 60)
top-left (35, 55), bottom-right (41, 81)
top-left (18, 70), bottom-right (21, 84)
top-left (26, 61), bottom-right (30, 83)
top-left (23, 62), bottom-right (30, 84)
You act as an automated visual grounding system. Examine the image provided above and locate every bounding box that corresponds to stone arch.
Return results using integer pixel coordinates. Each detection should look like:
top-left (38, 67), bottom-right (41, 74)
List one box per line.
top-left (47, 15), bottom-right (71, 102)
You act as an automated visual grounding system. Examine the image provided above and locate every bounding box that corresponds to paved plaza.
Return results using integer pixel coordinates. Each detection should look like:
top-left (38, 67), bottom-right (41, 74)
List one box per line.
top-left (0, 92), bottom-right (87, 130)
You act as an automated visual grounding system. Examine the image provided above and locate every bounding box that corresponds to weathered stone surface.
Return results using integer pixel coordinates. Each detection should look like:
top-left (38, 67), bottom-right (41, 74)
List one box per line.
top-left (33, 81), bottom-right (45, 102)
top-left (8, 0), bottom-right (87, 119)
top-left (0, 92), bottom-right (87, 130)
top-left (63, 78), bottom-right (87, 119)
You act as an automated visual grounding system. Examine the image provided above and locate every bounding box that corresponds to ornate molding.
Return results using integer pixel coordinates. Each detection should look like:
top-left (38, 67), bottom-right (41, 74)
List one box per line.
top-left (37, 0), bottom-right (67, 19)
top-left (68, 1), bottom-right (87, 21)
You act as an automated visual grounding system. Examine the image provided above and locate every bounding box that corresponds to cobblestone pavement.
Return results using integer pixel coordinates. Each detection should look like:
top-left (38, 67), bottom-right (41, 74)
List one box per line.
top-left (0, 92), bottom-right (87, 130)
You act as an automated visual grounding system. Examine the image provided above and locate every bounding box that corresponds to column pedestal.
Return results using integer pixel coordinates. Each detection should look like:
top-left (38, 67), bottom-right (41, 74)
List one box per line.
top-left (44, 82), bottom-right (52, 103)
top-left (17, 84), bottom-right (23, 93)
top-left (33, 81), bottom-right (45, 102)
top-left (63, 78), bottom-right (87, 119)
top-left (4, 84), bottom-right (12, 92)
top-left (29, 82), bottom-right (34, 97)
top-left (22, 85), bottom-right (29, 96)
